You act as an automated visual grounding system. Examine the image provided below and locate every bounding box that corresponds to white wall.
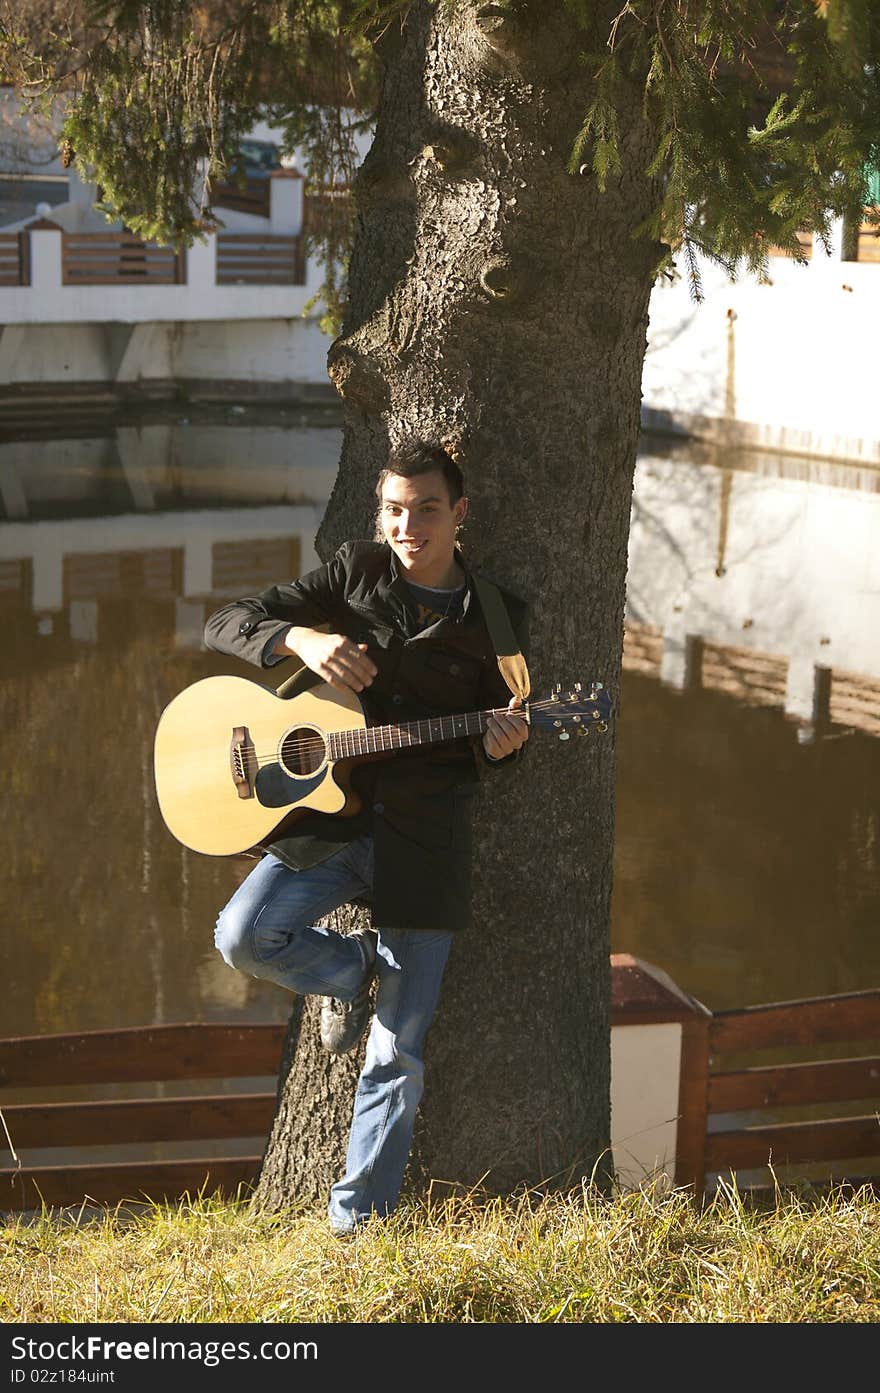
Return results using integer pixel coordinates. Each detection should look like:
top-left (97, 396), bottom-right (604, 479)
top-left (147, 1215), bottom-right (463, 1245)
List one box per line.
top-left (642, 231), bottom-right (880, 465)
top-left (627, 444), bottom-right (880, 686)
top-left (0, 318), bottom-right (331, 388)
top-left (611, 1023), bottom-right (681, 1191)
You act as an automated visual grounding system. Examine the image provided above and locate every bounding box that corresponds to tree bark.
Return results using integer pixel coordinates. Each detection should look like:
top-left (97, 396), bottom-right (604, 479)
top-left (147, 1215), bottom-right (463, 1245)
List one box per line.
top-left (253, 0), bottom-right (661, 1214)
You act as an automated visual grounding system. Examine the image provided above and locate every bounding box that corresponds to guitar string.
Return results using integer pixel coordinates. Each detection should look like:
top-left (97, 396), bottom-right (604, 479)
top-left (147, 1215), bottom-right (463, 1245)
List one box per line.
top-left (223, 697), bottom-right (603, 762)
top-left (234, 726), bottom-right (607, 773)
top-left (226, 697), bottom-right (593, 755)
top-left (220, 698), bottom-right (607, 772)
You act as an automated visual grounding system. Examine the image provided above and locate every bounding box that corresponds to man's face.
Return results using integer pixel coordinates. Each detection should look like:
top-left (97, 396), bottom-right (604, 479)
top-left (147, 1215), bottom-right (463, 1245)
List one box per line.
top-left (379, 469), bottom-right (468, 585)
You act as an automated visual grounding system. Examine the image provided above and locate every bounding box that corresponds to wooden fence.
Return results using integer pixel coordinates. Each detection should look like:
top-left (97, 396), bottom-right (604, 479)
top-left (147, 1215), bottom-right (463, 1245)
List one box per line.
top-left (0, 1023), bottom-right (285, 1211)
top-left (1, 986), bottom-right (877, 1212)
top-left (699, 986), bottom-right (880, 1198)
top-left (621, 621), bottom-right (880, 742)
top-left (215, 233), bottom-right (305, 286)
top-left (856, 219), bottom-right (880, 263)
top-left (209, 177), bottom-right (271, 218)
top-left (0, 231), bottom-right (29, 286)
top-left (62, 233), bottom-right (185, 286)
top-left (303, 188), bottom-right (350, 240)
top-left (767, 217), bottom-right (880, 263)
top-left (768, 229), bottom-right (814, 260)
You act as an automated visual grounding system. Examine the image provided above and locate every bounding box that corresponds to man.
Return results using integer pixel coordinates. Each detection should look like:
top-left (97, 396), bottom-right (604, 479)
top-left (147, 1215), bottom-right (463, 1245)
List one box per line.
top-left (204, 439), bottom-right (528, 1234)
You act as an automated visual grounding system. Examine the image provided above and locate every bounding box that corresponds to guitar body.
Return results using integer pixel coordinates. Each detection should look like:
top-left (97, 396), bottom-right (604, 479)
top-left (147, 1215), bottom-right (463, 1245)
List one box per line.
top-left (154, 672), bottom-right (611, 858)
top-left (153, 675), bottom-right (366, 856)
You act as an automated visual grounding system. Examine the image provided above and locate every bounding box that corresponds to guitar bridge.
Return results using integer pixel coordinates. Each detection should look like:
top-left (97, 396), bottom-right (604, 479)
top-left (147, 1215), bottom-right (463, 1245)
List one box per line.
top-left (229, 726), bottom-right (256, 799)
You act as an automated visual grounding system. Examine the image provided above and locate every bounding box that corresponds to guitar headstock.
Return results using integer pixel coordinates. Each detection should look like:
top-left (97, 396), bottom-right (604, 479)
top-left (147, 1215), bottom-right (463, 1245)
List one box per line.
top-left (529, 682), bottom-right (612, 741)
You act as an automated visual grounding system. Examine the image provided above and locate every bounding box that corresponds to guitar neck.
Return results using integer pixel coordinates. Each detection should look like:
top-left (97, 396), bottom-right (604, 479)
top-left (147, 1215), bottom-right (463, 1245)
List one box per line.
top-left (325, 706), bottom-right (513, 760)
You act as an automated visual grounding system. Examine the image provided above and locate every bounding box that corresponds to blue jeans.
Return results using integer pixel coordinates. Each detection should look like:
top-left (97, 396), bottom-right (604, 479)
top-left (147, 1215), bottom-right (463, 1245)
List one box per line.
top-left (214, 835), bottom-right (453, 1232)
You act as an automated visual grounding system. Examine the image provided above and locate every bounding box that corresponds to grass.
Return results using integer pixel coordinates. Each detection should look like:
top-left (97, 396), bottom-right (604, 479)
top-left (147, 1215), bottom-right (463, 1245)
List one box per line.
top-left (1, 1177), bottom-right (878, 1324)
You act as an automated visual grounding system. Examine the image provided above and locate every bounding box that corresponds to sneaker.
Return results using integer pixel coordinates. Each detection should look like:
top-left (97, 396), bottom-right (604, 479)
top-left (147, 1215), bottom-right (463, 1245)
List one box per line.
top-left (319, 928), bottom-right (378, 1054)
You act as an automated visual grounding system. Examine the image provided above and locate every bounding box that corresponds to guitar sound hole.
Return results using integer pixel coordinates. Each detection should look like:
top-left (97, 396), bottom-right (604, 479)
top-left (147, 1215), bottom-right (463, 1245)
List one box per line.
top-left (280, 726), bottom-right (326, 777)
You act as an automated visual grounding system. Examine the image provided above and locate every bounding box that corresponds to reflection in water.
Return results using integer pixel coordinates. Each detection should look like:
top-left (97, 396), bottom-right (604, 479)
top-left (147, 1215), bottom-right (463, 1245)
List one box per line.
top-left (614, 677), bottom-right (880, 1010)
top-left (1, 409), bottom-right (878, 1038)
top-left (615, 433), bottom-right (880, 1008)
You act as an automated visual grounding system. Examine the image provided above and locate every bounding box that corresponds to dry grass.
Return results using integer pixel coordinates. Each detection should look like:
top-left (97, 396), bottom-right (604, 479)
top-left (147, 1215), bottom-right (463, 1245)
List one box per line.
top-left (1, 1179), bottom-right (878, 1324)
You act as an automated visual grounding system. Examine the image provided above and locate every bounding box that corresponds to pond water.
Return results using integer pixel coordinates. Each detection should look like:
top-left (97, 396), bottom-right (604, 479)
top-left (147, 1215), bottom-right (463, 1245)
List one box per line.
top-left (1, 404), bottom-right (878, 1040)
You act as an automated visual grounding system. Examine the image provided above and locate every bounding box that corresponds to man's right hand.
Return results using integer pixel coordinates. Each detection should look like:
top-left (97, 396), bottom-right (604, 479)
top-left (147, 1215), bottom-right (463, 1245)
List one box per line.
top-left (274, 626), bottom-right (377, 693)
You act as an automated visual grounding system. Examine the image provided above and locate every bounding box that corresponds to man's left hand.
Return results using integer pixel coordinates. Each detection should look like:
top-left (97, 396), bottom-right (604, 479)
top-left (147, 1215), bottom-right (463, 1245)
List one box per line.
top-left (483, 695), bottom-right (529, 762)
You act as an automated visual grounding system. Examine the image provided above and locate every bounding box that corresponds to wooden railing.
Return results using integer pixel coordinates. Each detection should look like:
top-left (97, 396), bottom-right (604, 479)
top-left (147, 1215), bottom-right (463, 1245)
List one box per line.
top-left (0, 1023), bottom-right (285, 1211)
top-left (303, 188), bottom-right (350, 240)
top-left (0, 231), bottom-right (29, 286)
top-left (2, 986), bottom-right (877, 1212)
top-left (855, 219), bottom-right (880, 263)
top-left (621, 622), bottom-right (880, 742)
top-left (700, 987), bottom-right (880, 1198)
top-left (209, 177), bottom-right (271, 218)
top-left (767, 229), bottom-right (814, 260)
top-left (216, 233), bottom-right (305, 286)
top-left (766, 217), bottom-right (880, 264)
top-left (62, 233), bottom-right (184, 286)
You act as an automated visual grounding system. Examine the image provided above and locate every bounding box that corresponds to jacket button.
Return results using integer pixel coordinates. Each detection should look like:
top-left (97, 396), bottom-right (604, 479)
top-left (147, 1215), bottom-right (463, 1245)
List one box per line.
top-left (392, 693), bottom-right (403, 704)
top-left (449, 663), bottom-right (460, 675)
top-left (373, 802), bottom-right (384, 814)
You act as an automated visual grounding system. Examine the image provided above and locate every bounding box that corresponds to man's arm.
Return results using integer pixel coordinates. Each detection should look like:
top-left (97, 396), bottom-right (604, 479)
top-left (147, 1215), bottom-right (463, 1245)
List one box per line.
top-left (204, 546), bottom-right (351, 669)
top-left (270, 626), bottom-right (377, 693)
top-left (478, 584), bottom-right (530, 766)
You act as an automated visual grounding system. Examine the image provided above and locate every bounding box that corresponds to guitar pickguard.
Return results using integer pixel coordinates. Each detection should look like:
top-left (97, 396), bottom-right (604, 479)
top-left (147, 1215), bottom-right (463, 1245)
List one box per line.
top-left (254, 762), bottom-right (328, 809)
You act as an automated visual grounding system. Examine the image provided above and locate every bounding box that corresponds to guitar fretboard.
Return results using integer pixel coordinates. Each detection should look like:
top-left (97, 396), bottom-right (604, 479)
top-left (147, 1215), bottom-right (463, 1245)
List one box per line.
top-left (325, 707), bottom-right (508, 760)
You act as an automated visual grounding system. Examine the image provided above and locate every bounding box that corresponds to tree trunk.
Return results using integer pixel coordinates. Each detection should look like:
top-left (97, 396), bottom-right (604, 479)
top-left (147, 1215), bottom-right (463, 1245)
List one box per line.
top-left (253, 0), bottom-right (661, 1213)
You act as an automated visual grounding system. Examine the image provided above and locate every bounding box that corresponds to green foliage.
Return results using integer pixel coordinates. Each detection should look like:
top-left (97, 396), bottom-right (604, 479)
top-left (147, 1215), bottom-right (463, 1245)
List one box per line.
top-left (568, 1), bottom-right (880, 292)
top-left (60, 39), bottom-right (245, 242)
top-left (2, 1), bottom-right (879, 312)
top-left (262, 14), bottom-right (376, 334)
top-left (348, 0), bottom-right (409, 35)
top-left (1, 1), bottom-right (377, 283)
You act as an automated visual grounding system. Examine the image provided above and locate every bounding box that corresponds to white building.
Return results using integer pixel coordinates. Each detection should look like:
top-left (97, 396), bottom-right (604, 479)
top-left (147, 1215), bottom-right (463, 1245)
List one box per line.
top-left (2, 89), bottom-right (878, 467)
top-left (642, 221), bottom-right (880, 467)
top-left (0, 103), bottom-right (334, 394)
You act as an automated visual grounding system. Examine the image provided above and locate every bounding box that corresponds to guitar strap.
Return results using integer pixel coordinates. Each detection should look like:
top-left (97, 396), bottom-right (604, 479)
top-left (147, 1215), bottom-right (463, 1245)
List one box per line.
top-left (472, 573), bottom-right (531, 702)
top-left (274, 661), bottom-right (320, 700)
top-left (273, 574), bottom-right (530, 702)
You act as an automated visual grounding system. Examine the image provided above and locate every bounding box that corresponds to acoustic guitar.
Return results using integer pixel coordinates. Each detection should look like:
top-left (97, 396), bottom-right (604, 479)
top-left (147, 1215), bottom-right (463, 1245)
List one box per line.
top-left (153, 674), bottom-right (611, 856)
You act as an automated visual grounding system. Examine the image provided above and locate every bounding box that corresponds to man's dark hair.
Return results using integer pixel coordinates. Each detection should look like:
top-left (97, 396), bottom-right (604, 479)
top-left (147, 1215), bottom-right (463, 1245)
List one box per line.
top-left (376, 439), bottom-right (464, 505)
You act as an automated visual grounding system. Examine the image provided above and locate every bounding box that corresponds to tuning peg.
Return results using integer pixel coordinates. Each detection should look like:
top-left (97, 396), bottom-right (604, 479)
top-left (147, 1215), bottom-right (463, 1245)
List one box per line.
top-left (597, 721), bottom-right (608, 733)
top-left (578, 725), bottom-right (591, 737)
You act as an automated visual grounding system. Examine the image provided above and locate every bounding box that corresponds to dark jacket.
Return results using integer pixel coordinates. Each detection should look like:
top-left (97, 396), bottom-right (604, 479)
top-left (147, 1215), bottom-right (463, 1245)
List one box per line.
top-left (203, 540), bottom-right (528, 932)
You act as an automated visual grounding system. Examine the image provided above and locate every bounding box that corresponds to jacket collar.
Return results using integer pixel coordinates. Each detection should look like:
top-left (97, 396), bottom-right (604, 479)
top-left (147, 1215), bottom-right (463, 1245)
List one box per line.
top-left (386, 543), bottom-right (474, 627)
